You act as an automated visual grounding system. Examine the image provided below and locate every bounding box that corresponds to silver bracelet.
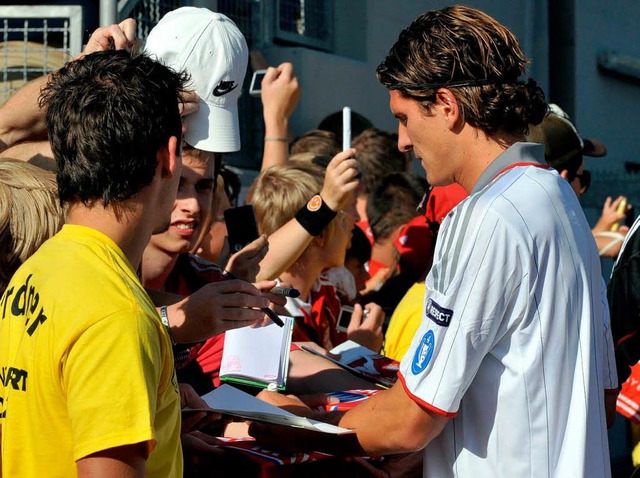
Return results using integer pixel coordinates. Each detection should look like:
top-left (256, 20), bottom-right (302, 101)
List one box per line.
top-left (264, 137), bottom-right (288, 142)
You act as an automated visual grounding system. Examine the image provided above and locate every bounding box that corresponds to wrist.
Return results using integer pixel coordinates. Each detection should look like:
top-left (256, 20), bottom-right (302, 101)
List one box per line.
top-left (319, 188), bottom-right (339, 211)
top-left (159, 305), bottom-right (177, 345)
top-left (294, 193), bottom-right (337, 237)
top-left (264, 117), bottom-right (289, 137)
top-left (162, 303), bottom-right (186, 344)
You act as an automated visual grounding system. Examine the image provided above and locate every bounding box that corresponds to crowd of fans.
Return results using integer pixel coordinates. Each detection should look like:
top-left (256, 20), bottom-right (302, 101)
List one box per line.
top-left (0, 5), bottom-right (635, 478)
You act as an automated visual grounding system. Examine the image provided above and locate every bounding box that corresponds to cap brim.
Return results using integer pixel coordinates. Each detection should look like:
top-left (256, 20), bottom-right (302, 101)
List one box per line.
top-left (583, 138), bottom-right (607, 157)
top-left (184, 100), bottom-right (240, 153)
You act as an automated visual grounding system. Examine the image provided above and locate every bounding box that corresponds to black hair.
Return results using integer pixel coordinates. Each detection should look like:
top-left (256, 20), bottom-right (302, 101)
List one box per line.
top-left (40, 49), bottom-right (190, 206)
top-left (367, 172), bottom-right (428, 242)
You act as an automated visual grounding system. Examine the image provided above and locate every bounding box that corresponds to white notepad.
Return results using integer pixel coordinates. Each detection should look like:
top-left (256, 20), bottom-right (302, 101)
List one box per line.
top-left (220, 316), bottom-right (294, 390)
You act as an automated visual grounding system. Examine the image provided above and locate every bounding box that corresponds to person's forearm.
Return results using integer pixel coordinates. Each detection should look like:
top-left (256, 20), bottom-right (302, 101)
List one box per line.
top-left (0, 140), bottom-right (55, 170)
top-left (334, 383), bottom-right (446, 456)
top-left (0, 74), bottom-right (51, 152)
top-left (256, 218), bottom-right (314, 281)
top-left (261, 116), bottom-right (291, 171)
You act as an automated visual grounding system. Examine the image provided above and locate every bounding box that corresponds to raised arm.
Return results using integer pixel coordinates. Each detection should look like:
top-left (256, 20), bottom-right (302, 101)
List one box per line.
top-left (256, 148), bottom-right (359, 280)
top-left (260, 62), bottom-right (300, 171)
top-left (0, 19), bottom-right (139, 153)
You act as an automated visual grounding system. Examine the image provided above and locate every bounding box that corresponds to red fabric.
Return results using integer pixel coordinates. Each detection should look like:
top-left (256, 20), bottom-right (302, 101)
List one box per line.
top-left (366, 258), bottom-right (394, 280)
top-left (425, 183), bottom-right (468, 226)
top-left (291, 276), bottom-right (346, 350)
top-left (355, 219), bottom-right (375, 245)
top-left (394, 215), bottom-right (433, 279)
top-left (318, 389), bottom-right (384, 412)
top-left (617, 362), bottom-right (640, 423)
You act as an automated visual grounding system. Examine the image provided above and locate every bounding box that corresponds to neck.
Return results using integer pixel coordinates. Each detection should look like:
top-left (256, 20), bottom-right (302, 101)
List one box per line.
top-left (455, 127), bottom-right (524, 193)
top-left (141, 245), bottom-right (179, 290)
top-left (66, 201), bottom-right (151, 270)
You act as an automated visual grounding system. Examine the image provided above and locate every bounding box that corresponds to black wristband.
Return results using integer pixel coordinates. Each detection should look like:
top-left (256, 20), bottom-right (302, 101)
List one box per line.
top-left (295, 193), bottom-right (337, 236)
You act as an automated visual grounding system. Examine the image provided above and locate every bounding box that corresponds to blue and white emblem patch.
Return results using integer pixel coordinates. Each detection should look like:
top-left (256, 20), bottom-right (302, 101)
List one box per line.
top-left (411, 330), bottom-right (435, 375)
top-left (425, 298), bottom-right (453, 327)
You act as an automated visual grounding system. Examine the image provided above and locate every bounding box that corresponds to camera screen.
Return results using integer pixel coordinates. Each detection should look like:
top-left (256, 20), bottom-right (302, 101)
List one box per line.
top-left (337, 306), bottom-right (353, 331)
top-left (250, 70), bottom-right (267, 97)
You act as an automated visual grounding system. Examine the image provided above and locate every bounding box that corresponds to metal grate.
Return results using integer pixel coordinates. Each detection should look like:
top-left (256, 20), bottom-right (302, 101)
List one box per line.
top-left (118, 0), bottom-right (186, 41)
top-left (0, 6), bottom-right (82, 105)
top-left (581, 169), bottom-right (640, 227)
top-left (275, 0), bottom-right (333, 51)
top-left (217, 0), bottom-right (265, 169)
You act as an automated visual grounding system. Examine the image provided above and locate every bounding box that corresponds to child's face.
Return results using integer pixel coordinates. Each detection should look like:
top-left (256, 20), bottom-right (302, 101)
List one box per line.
top-left (148, 153), bottom-right (215, 256)
top-left (345, 256), bottom-right (370, 294)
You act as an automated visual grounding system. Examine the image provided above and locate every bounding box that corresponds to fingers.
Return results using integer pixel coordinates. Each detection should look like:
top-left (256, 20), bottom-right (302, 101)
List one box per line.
top-left (179, 382), bottom-right (205, 409)
top-left (347, 303), bottom-right (384, 333)
top-left (181, 431), bottom-right (226, 454)
top-left (298, 392), bottom-right (340, 409)
top-left (117, 18), bottom-right (137, 45)
top-left (181, 410), bottom-right (208, 434)
top-left (205, 279), bottom-right (264, 298)
top-left (179, 90), bottom-right (200, 118)
top-left (275, 62), bottom-right (295, 80)
top-left (363, 303), bottom-right (386, 329)
top-left (348, 303), bottom-right (364, 330)
top-left (225, 235), bottom-right (269, 282)
top-left (322, 149), bottom-right (360, 211)
top-left (84, 20), bottom-right (138, 56)
top-left (253, 280), bottom-right (278, 292)
top-left (235, 235), bottom-right (269, 260)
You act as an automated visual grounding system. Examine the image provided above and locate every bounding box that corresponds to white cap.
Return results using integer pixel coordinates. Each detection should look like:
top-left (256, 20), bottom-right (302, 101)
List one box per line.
top-left (144, 7), bottom-right (248, 152)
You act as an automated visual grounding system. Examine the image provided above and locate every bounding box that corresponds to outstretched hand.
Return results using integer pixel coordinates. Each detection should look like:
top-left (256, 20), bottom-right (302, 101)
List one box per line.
top-left (167, 279), bottom-right (272, 343)
top-left (346, 302), bottom-right (385, 352)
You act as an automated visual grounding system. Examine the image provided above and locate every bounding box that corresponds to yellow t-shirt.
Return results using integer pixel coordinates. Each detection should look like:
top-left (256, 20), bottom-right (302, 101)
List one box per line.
top-left (0, 224), bottom-right (182, 477)
top-left (382, 282), bottom-right (427, 361)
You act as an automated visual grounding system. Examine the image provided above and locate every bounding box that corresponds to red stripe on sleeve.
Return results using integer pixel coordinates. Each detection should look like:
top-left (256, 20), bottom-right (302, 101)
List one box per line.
top-left (397, 372), bottom-right (458, 418)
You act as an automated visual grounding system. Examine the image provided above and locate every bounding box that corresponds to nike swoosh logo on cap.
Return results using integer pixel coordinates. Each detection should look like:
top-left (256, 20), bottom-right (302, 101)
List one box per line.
top-left (213, 81), bottom-right (238, 96)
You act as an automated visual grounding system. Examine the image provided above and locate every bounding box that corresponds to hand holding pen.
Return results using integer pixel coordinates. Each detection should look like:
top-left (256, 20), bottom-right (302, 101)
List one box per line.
top-left (224, 273), bottom-right (297, 327)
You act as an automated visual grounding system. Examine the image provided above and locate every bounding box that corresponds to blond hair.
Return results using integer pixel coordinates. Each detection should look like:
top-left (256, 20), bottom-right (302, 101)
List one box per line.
top-left (0, 159), bottom-right (64, 294)
top-left (247, 161), bottom-right (336, 243)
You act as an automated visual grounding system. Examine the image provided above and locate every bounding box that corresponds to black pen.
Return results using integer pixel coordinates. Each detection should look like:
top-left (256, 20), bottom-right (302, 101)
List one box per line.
top-left (262, 306), bottom-right (284, 327)
top-left (270, 286), bottom-right (300, 298)
top-left (223, 270), bottom-right (285, 326)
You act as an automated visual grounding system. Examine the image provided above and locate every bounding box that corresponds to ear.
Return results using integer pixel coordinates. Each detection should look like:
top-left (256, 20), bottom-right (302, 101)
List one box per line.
top-left (435, 88), bottom-right (460, 129)
top-left (559, 169), bottom-right (570, 181)
top-left (158, 135), bottom-right (181, 179)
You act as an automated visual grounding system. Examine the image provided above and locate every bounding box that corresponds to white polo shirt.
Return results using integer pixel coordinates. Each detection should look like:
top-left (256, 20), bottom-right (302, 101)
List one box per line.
top-left (400, 143), bottom-right (613, 477)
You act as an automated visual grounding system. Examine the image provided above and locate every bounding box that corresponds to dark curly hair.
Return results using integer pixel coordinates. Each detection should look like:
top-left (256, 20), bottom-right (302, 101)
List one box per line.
top-left (376, 5), bottom-right (547, 136)
top-left (40, 49), bottom-right (190, 206)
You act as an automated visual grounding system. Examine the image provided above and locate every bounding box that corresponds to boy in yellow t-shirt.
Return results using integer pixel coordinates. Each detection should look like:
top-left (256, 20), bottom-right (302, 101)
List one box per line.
top-left (0, 46), bottom-right (188, 476)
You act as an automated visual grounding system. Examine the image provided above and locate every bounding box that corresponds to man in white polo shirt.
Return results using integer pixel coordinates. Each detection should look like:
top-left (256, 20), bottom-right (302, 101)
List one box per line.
top-left (250, 5), bottom-right (614, 477)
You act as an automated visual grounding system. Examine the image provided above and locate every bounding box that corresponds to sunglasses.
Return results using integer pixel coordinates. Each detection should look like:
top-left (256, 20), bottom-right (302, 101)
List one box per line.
top-left (572, 170), bottom-right (591, 193)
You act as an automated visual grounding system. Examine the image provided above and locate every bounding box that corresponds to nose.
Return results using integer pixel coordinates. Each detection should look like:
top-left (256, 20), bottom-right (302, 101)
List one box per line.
top-left (178, 187), bottom-right (200, 214)
top-left (397, 124), bottom-right (413, 153)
